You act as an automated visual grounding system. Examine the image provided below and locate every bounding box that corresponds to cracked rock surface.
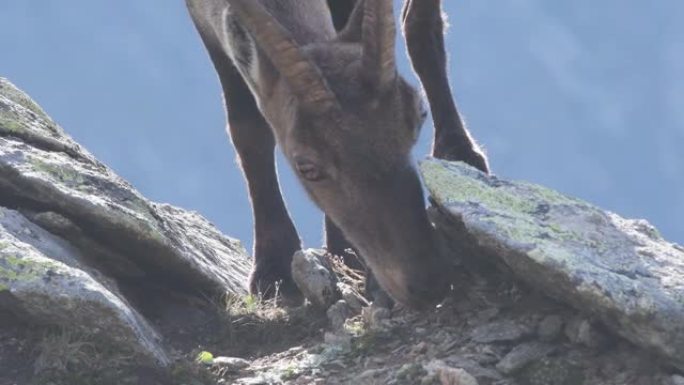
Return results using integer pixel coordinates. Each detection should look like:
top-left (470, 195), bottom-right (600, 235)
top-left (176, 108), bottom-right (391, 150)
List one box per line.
top-left (422, 158), bottom-right (684, 371)
top-left (0, 78), bottom-right (251, 372)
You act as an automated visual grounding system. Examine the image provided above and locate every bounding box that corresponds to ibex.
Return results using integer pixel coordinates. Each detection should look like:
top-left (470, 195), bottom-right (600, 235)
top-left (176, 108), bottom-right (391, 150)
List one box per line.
top-left (186, 0), bottom-right (488, 309)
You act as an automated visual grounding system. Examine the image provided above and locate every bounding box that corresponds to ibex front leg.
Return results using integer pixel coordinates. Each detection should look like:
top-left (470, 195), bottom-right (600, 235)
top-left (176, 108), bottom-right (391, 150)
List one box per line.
top-left (191, 26), bottom-right (303, 302)
top-left (224, 71), bottom-right (303, 302)
top-left (402, 0), bottom-right (489, 173)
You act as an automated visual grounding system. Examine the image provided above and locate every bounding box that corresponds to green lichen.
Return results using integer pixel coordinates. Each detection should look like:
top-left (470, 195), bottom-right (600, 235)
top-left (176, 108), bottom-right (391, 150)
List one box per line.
top-left (421, 160), bottom-right (538, 214)
top-left (0, 79), bottom-right (50, 121)
top-left (420, 159), bottom-right (596, 247)
top-left (421, 159), bottom-right (586, 215)
top-left (0, 251), bottom-right (60, 291)
top-left (29, 157), bottom-right (87, 186)
top-left (0, 116), bottom-right (26, 134)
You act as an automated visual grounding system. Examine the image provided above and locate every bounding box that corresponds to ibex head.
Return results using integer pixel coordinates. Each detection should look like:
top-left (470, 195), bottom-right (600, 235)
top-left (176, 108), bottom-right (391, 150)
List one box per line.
top-left (230, 0), bottom-right (450, 307)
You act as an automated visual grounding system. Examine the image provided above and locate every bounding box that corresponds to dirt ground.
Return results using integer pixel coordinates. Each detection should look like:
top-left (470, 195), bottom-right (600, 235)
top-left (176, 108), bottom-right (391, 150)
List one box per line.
top-left (1, 258), bottom-right (682, 385)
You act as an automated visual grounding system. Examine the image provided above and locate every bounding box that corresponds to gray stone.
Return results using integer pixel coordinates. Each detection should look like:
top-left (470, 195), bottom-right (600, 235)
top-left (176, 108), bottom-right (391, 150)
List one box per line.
top-left (564, 318), bottom-right (607, 348)
top-left (515, 358), bottom-right (585, 385)
top-left (327, 299), bottom-right (352, 331)
top-left (362, 304), bottom-right (391, 329)
top-left (442, 356), bottom-right (503, 383)
top-left (422, 158), bottom-right (684, 370)
top-left (0, 78), bottom-right (250, 296)
top-left (0, 207), bottom-right (168, 366)
top-left (291, 248), bottom-right (340, 308)
top-left (470, 320), bottom-right (532, 344)
top-left (495, 342), bottom-right (555, 374)
top-left (212, 356), bottom-right (251, 371)
top-left (0, 78), bottom-right (252, 368)
top-left (537, 315), bottom-right (564, 342)
top-left (338, 282), bottom-right (368, 313)
top-left (424, 360), bottom-right (479, 385)
top-left (323, 331), bottom-right (352, 349)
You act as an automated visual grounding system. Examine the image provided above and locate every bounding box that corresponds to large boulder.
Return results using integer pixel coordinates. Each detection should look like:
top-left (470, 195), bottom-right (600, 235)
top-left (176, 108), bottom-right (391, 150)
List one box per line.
top-left (421, 158), bottom-right (684, 371)
top-left (0, 78), bottom-right (251, 366)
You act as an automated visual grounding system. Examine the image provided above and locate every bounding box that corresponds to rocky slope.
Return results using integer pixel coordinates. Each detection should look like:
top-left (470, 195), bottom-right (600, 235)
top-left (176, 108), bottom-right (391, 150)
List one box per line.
top-left (1, 79), bottom-right (683, 385)
top-left (0, 78), bottom-right (251, 383)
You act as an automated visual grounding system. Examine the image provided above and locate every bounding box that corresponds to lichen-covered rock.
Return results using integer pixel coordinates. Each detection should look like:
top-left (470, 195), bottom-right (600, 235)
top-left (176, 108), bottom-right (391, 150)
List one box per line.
top-left (421, 158), bottom-right (684, 371)
top-left (0, 78), bottom-right (250, 296)
top-left (0, 207), bottom-right (168, 365)
top-left (0, 78), bottom-right (252, 368)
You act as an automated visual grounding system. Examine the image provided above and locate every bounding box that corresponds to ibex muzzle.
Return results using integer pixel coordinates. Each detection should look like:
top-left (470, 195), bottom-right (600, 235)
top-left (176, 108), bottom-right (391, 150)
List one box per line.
top-left (187, 0), bottom-right (487, 308)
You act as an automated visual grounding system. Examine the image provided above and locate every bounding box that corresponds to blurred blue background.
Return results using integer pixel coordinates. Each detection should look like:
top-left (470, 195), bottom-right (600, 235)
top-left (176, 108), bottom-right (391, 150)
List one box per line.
top-left (1, 1), bottom-right (682, 250)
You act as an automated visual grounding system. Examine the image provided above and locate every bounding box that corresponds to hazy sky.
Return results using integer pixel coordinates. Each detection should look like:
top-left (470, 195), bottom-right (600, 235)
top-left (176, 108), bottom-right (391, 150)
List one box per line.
top-left (1, 0), bottom-right (682, 250)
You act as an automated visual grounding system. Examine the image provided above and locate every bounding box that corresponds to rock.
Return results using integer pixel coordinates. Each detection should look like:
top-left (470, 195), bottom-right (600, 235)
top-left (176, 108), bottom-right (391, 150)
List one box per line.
top-left (410, 341), bottom-right (429, 356)
top-left (291, 249), bottom-right (340, 308)
top-left (422, 158), bottom-right (684, 370)
top-left (537, 315), bottom-right (564, 342)
top-left (362, 304), bottom-right (391, 329)
top-left (669, 375), bottom-right (684, 385)
top-left (495, 342), bottom-right (555, 374)
top-left (323, 331), bottom-right (352, 349)
top-left (0, 79), bottom-right (251, 368)
top-left (442, 356), bottom-right (503, 383)
top-left (338, 282), bottom-right (368, 313)
top-left (356, 368), bottom-right (387, 381)
top-left (327, 300), bottom-right (352, 331)
top-left (470, 320), bottom-right (532, 344)
top-left (212, 356), bottom-right (250, 372)
top-left (425, 360), bottom-right (479, 385)
top-left (0, 78), bottom-right (250, 296)
top-left (564, 318), bottom-right (608, 348)
top-left (0, 208), bottom-right (168, 366)
top-left (396, 362), bottom-right (428, 383)
top-left (515, 358), bottom-right (585, 385)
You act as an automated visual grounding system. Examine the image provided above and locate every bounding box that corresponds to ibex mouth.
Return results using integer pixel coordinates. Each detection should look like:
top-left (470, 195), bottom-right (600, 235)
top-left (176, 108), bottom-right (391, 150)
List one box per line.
top-left (369, 255), bottom-right (451, 309)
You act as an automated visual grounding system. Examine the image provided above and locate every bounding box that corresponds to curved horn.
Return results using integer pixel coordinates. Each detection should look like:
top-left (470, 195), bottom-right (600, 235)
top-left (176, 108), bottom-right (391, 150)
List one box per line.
top-left (227, 0), bottom-right (340, 113)
top-left (362, 0), bottom-right (397, 92)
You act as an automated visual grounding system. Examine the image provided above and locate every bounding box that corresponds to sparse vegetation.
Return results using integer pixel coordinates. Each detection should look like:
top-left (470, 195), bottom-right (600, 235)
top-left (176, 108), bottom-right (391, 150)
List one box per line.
top-left (31, 328), bottom-right (139, 385)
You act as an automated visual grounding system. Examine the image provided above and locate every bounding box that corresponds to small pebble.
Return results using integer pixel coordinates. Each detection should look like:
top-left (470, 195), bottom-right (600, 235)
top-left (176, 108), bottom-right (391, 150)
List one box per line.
top-left (425, 360), bottom-right (479, 385)
top-left (212, 356), bottom-right (250, 371)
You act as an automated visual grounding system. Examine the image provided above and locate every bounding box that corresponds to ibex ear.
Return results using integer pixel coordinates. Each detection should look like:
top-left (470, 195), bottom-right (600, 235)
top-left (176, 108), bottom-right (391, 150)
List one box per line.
top-left (227, 0), bottom-right (341, 116)
top-left (336, 0), bottom-right (364, 42)
top-left (362, 0), bottom-right (397, 93)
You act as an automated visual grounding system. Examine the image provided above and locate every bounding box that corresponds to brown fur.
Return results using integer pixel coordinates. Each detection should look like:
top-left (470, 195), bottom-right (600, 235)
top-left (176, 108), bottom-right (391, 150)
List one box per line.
top-left (186, 0), bottom-right (488, 308)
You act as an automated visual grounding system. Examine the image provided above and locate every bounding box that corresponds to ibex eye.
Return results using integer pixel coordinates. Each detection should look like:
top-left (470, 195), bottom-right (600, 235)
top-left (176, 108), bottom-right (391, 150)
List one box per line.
top-left (295, 159), bottom-right (325, 182)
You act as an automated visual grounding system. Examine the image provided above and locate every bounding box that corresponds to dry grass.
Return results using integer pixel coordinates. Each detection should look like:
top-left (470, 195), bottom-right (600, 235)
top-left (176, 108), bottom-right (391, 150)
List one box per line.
top-left (31, 327), bottom-right (140, 385)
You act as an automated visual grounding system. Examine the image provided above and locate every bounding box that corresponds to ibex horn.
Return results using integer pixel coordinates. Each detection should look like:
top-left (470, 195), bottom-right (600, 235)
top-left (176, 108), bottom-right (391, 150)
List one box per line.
top-left (362, 0), bottom-right (397, 92)
top-left (227, 0), bottom-right (340, 114)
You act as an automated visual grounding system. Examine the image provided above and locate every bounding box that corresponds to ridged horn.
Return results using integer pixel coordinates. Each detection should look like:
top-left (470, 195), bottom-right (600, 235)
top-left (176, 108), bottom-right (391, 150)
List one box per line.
top-left (362, 0), bottom-right (397, 92)
top-left (227, 0), bottom-right (340, 114)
